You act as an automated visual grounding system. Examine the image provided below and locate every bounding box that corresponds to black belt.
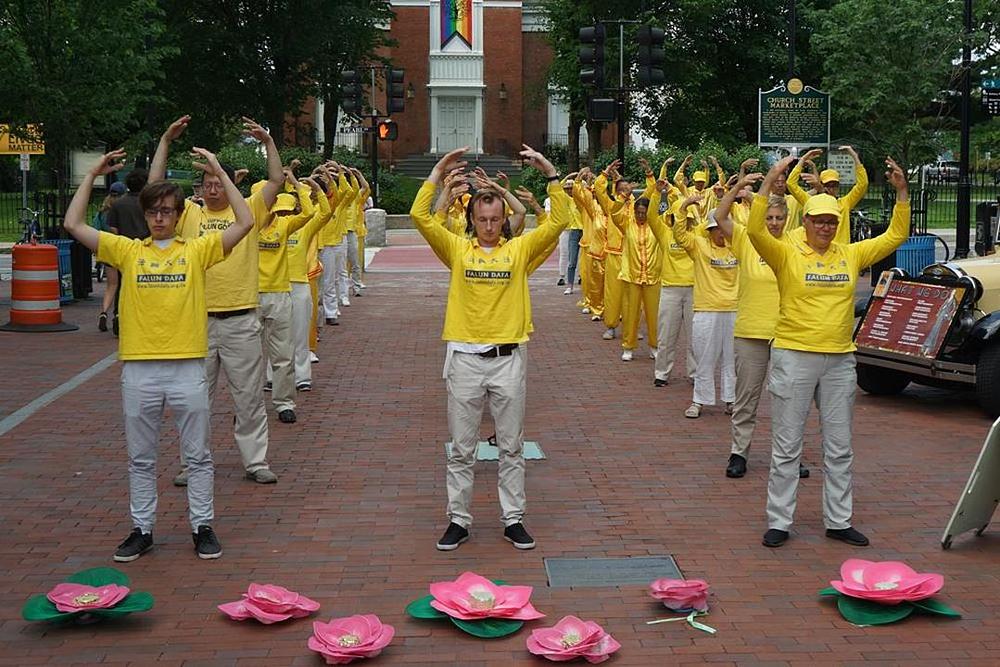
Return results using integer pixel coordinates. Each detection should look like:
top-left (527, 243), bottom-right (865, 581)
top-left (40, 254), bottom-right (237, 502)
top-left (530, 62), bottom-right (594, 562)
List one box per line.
top-left (478, 344), bottom-right (519, 358)
top-left (208, 308), bottom-right (255, 319)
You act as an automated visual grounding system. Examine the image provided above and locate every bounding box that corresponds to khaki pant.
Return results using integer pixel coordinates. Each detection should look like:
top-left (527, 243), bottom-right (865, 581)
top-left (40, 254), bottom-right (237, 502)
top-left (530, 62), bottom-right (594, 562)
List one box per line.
top-left (766, 348), bottom-right (856, 531)
top-left (622, 282), bottom-right (660, 351)
top-left (260, 291), bottom-right (296, 412)
top-left (654, 285), bottom-right (695, 381)
top-left (205, 312), bottom-right (270, 473)
top-left (691, 311), bottom-right (736, 406)
top-left (123, 359), bottom-right (213, 532)
top-left (602, 253), bottom-right (624, 329)
top-left (731, 337), bottom-right (772, 457)
top-left (445, 347), bottom-right (527, 528)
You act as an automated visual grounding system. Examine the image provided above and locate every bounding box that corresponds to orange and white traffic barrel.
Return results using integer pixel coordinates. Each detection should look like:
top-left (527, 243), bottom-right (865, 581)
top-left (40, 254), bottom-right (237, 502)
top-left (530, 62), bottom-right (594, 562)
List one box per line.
top-left (0, 243), bottom-right (78, 332)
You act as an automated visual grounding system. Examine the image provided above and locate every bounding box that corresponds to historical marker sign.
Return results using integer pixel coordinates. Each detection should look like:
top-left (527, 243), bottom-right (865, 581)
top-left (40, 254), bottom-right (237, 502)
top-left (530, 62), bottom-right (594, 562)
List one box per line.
top-left (758, 80), bottom-right (830, 149)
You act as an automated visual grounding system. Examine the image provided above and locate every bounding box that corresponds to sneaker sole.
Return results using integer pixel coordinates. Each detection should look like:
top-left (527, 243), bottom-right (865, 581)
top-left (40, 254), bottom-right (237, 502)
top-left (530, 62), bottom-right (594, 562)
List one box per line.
top-left (503, 536), bottom-right (536, 550)
top-left (436, 535), bottom-right (469, 551)
top-left (826, 534), bottom-right (869, 547)
top-left (197, 550), bottom-right (223, 560)
top-left (762, 538), bottom-right (787, 548)
top-left (113, 545), bottom-right (153, 562)
top-left (725, 470), bottom-right (746, 478)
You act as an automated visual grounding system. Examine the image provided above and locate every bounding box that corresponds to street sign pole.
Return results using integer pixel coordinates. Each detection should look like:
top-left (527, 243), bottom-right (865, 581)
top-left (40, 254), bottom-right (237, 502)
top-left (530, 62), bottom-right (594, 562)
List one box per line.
top-left (955, 0), bottom-right (973, 259)
top-left (20, 153), bottom-right (29, 212)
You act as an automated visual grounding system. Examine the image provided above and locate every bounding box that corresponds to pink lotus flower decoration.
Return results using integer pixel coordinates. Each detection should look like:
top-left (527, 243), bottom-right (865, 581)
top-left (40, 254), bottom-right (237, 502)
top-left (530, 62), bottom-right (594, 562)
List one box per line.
top-left (429, 571), bottom-right (545, 621)
top-left (649, 578), bottom-right (710, 612)
top-left (831, 559), bottom-right (944, 605)
top-left (218, 583), bottom-right (320, 624)
top-left (526, 615), bottom-right (621, 664)
top-left (46, 583), bottom-right (130, 613)
top-left (308, 614), bottom-right (395, 664)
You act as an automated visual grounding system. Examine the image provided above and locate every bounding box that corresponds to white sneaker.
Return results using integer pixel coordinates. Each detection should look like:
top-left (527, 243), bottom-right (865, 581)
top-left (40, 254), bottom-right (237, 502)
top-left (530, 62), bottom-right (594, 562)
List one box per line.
top-left (358, 282), bottom-right (367, 289)
top-left (581, 307), bottom-right (590, 314)
top-left (602, 328), bottom-right (616, 340)
top-left (310, 352), bottom-right (319, 363)
top-left (590, 315), bottom-right (602, 322)
top-left (638, 332), bottom-right (645, 340)
top-left (621, 350), bottom-right (633, 361)
top-left (563, 287), bottom-right (573, 295)
top-left (341, 297), bottom-right (351, 307)
top-left (649, 349), bottom-right (657, 360)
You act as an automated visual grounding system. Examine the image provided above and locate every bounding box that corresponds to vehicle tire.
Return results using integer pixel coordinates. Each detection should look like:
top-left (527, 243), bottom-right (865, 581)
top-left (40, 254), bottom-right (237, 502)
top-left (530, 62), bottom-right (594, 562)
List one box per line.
top-left (975, 342), bottom-right (1000, 416)
top-left (856, 364), bottom-right (910, 395)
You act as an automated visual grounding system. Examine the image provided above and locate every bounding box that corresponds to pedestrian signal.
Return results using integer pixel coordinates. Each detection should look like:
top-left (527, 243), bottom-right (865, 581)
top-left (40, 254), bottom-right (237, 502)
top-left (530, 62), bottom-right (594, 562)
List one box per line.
top-left (377, 120), bottom-right (398, 141)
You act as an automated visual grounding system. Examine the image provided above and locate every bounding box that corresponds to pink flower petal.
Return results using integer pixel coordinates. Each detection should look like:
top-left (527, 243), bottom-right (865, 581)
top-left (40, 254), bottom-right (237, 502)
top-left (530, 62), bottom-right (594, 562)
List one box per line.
top-left (47, 583), bottom-right (130, 613)
top-left (831, 559), bottom-right (946, 604)
top-left (217, 600), bottom-right (254, 621)
top-left (309, 615), bottom-right (395, 664)
top-left (527, 616), bottom-right (619, 663)
top-left (429, 572), bottom-right (544, 620)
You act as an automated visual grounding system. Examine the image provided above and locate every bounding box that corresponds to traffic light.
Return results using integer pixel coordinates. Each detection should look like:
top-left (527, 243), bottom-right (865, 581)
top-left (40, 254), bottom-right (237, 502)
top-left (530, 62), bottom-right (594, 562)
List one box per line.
top-left (578, 25), bottom-right (606, 91)
top-left (341, 70), bottom-right (364, 115)
top-left (387, 69), bottom-right (405, 114)
top-left (377, 120), bottom-right (398, 141)
top-left (637, 26), bottom-right (666, 87)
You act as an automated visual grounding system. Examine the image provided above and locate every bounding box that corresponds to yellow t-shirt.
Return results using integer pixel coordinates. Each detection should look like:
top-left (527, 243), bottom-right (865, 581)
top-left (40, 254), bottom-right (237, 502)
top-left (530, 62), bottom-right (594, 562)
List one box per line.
top-left (787, 162), bottom-right (868, 245)
top-left (747, 194), bottom-right (910, 353)
top-left (653, 199), bottom-right (695, 287)
top-left (288, 191), bottom-right (332, 283)
top-left (672, 205), bottom-right (738, 311)
top-left (731, 224), bottom-right (779, 339)
top-left (97, 231), bottom-right (226, 360)
top-left (258, 185), bottom-right (313, 293)
top-left (178, 193), bottom-right (271, 312)
top-left (410, 180), bottom-right (569, 343)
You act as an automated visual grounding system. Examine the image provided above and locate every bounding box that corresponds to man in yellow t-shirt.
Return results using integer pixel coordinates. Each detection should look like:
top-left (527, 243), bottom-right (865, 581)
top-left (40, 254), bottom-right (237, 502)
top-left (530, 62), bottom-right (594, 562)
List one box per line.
top-left (787, 146), bottom-right (868, 245)
top-left (411, 145), bottom-right (568, 553)
top-left (63, 148), bottom-right (255, 562)
top-left (150, 115), bottom-right (284, 487)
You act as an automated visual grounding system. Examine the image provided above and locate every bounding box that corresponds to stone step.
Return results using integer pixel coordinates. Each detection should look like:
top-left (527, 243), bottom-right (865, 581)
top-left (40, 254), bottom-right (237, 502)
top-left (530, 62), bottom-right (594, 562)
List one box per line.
top-left (394, 153), bottom-right (522, 178)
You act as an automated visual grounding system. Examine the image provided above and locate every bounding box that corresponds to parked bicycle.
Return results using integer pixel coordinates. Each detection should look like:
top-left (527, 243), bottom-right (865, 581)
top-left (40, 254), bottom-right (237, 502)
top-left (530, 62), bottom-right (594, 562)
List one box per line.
top-left (17, 207), bottom-right (42, 244)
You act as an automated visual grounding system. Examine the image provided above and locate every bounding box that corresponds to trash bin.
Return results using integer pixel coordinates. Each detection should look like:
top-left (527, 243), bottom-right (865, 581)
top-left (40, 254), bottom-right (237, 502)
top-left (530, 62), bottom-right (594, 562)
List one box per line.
top-left (894, 235), bottom-right (935, 277)
top-left (70, 240), bottom-right (93, 300)
top-left (41, 239), bottom-right (74, 304)
top-left (975, 201), bottom-right (999, 257)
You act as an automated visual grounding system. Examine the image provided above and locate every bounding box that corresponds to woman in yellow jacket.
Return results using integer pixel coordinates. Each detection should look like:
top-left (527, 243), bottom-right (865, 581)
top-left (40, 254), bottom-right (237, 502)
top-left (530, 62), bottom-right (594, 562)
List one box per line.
top-left (572, 169), bottom-right (606, 320)
top-left (750, 156), bottom-right (909, 549)
top-left (671, 187), bottom-right (739, 418)
top-left (787, 145), bottom-right (867, 245)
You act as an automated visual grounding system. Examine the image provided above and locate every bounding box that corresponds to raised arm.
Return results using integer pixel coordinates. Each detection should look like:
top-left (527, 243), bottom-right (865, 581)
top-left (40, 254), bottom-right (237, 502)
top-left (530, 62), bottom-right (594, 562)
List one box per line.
top-left (716, 173), bottom-right (762, 241)
top-left (242, 117), bottom-right (283, 208)
top-left (709, 155), bottom-right (726, 187)
top-left (410, 147), bottom-right (468, 264)
top-left (518, 145), bottom-right (569, 258)
top-left (671, 193), bottom-right (703, 255)
top-left (852, 157), bottom-right (910, 269)
top-left (65, 150), bottom-right (127, 252)
top-left (150, 115), bottom-right (190, 182)
top-left (838, 145), bottom-right (869, 210)
top-left (787, 148), bottom-right (822, 205)
top-left (748, 156), bottom-right (797, 269)
top-left (645, 185), bottom-right (668, 247)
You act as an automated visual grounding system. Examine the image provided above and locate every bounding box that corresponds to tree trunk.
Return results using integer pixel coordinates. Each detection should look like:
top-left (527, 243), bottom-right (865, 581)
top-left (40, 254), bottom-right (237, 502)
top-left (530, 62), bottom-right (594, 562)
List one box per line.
top-left (567, 113), bottom-right (582, 172)
top-left (323, 91), bottom-right (339, 159)
top-left (587, 120), bottom-right (602, 166)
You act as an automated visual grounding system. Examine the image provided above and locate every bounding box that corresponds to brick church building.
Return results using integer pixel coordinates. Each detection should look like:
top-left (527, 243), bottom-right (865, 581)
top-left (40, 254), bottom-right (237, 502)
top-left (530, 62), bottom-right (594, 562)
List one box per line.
top-left (288, 0), bottom-right (601, 170)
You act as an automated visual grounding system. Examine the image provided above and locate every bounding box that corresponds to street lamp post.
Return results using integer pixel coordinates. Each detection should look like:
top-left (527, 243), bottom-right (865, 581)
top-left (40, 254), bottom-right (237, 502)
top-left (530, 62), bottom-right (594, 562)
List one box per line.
top-left (955, 0), bottom-right (972, 259)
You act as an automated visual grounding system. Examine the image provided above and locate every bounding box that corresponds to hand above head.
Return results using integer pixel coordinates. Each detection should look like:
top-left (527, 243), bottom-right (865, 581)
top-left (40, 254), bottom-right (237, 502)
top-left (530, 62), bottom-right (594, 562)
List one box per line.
top-left (740, 157), bottom-right (759, 170)
top-left (838, 144), bottom-right (858, 159)
top-left (638, 157), bottom-right (652, 174)
top-left (234, 168), bottom-right (249, 185)
top-left (430, 147), bottom-right (469, 183)
top-left (241, 116), bottom-right (272, 144)
top-left (514, 186), bottom-right (540, 209)
top-left (801, 148), bottom-right (823, 162)
top-left (190, 147), bottom-right (224, 176)
top-left (663, 156), bottom-right (676, 166)
top-left (656, 177), bottom-right (671, 193)
top-left (801, 172), bottom-right (820, 188)
top-left (89, 149), bottom-right (127, 177)
top-left (162, 115), bottom-right (190, 143)
top-left (495, 170), bottom-right (510, 190)
top-left (683, 193), bottom-right (704, 207)
top-left (519, 144), bottom-right (556, 177)
top-left (739, 172), bottom-right (764, 190)
top-left (885, 156), bottom-right (907, 195)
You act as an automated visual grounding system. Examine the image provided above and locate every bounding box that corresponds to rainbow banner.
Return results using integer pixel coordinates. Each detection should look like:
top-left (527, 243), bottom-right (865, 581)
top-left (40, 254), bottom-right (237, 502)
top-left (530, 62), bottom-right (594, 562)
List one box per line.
top-left (441, 0), bottom-right (473, 49)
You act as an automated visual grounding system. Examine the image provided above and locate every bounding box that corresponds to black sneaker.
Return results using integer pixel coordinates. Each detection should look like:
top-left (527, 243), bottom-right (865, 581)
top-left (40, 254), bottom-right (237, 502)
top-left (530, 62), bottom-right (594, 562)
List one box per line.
top-left (296, 381), bottom-right (312, 392)
top-left (557, 278), bottom-right (566, 286)
top-left (113, 528), bottom-right (153, 562)
top-left (263, 381), bottom-right (272, 392)
top-left (98, 311), bottom-right (108, 332)
top-left (799, 463), bottom-right (810, 478)
top-left (112, 316), bottom-right (119, 337)
top-left (826, 527), bottom-right (869, 547)
top-left (436, 522), bottom-right (469, 551)
top-left (193, 525), bottom-right (223, 559)
top-left (278, 409), bottom-right (297, 424)
top-left (325, 317), bottom-right (339, 326)
top-left (762, 528), bottom-right (789, 548)
top-left (653, 378), bottom-right (668, 387)
top-left (726, 453), bottom-right (747, 478)
top-left (503, 523), bottom-right (536, 550)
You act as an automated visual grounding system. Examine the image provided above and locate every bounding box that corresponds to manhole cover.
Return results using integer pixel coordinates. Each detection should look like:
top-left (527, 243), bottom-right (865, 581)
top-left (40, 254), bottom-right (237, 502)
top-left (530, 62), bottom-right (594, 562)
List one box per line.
top-left (444, 441), bottom-right (545, 461)
top-left (544, 557), bottom-right (682, 587)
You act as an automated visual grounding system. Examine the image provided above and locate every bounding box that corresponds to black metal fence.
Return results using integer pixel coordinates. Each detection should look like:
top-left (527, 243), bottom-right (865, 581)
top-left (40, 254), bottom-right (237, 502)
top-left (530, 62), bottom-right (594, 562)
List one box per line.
top-left (0, 190), bottom-right (103, 239)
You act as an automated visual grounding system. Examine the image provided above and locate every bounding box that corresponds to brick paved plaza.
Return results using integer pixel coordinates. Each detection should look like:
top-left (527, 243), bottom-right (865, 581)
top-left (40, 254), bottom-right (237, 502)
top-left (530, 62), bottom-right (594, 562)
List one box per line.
top-left (1, 257), bottom-right (999, 666)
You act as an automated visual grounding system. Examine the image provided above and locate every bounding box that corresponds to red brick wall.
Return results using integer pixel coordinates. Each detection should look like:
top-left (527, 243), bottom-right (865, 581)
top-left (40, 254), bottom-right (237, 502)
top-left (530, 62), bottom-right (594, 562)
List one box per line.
top-left (522, 32), bottom-right (552, 150)
top-left (379, 6), bottom-right (430, 161)
top-left (482, 7), bottom-right (523, 158)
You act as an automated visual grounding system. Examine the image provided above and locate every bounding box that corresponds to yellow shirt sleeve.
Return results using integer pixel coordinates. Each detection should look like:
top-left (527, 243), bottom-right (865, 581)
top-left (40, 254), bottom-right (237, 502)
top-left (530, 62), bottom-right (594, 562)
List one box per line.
top-left (411, 180), bottom-right (461, 266)
top-left (786, 162), bottom-right (810, 206)
top-left (847, 201), bottom-right (910, 270)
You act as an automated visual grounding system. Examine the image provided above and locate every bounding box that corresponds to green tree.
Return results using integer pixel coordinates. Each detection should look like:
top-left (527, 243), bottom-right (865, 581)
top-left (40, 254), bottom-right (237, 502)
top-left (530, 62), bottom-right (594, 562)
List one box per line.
top-left (0, 1), bottom-right (170, 191)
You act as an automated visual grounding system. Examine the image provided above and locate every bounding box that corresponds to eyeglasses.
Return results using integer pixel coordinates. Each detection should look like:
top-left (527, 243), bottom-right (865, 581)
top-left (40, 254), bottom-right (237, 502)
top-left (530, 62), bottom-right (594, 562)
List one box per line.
top-left (808, 220), bottom-right (839, 229)
top-left (144, 207), bottom-right (178, 218)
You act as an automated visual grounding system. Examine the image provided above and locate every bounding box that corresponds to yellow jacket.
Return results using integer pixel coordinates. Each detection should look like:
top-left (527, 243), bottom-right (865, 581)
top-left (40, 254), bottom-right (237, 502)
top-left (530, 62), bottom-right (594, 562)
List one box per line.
top-left (747, 193), bottom-right (909, 353)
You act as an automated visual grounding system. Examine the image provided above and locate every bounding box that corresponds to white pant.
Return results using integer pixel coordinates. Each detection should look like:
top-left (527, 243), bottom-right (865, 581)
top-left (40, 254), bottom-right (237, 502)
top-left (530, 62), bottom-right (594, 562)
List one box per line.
top-left (289, 281), bottom-right (312, 384)
top-left (445, 347), bottom-right (527, 528)
top-left (655, 285), bottom-right (695, 381)
top-left (558, 230), bottom-right (569, 277)
top-left (123, 359), bottom-right (213, 531)
top-left (260, 292), bottom-right (296, 412)
top-left (345, 230), bottom-right (362, 288)
top-left (691, 311), bottom-right (736, 406)
top-left (320, 244), bottom-right (347, 318)
top-left (766, 348), bottom-right (856, 531)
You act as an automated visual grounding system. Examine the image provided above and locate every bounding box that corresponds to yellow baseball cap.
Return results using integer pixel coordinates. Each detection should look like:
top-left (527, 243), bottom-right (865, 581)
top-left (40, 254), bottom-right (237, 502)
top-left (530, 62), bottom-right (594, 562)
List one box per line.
top-left (270, 192), bottom-right (297, 214)
top-left (802, 194), bottom-right (840, 218)
top-left (692, 170), bottom-right (708, 183)
top-left (820, 169), bottom-right (840, 184)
